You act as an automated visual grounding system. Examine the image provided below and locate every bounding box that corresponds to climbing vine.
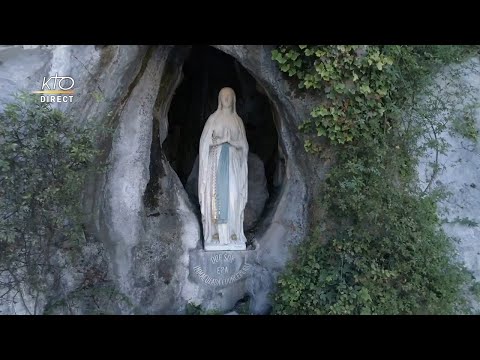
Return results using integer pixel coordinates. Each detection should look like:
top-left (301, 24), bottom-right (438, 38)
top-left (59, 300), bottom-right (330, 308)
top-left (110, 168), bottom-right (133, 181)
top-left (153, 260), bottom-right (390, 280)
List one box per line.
top-left (272, 45), bottom-right (395, 145)
top-left (272, 45), bottom-right (477, 148)
top-left (271, 45), bottom-right (480, 315)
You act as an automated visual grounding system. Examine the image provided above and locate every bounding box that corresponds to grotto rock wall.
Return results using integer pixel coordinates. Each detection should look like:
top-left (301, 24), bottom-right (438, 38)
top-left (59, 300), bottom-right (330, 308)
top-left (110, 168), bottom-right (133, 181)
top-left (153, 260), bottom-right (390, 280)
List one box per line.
top-left (0, 45), bottom-right (328, 314)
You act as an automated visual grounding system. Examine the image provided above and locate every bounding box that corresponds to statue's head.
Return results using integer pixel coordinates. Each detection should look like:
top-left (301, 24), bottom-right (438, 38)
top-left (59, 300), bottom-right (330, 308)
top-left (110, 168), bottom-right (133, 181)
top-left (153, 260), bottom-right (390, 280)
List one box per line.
top-left (218, 87), bottom-right (236, 112)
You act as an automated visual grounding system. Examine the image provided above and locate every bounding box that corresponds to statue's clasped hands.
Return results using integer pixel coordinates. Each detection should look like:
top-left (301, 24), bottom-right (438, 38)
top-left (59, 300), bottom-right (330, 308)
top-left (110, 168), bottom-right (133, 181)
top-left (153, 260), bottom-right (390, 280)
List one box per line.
top-left (212, 128), bottom-right (232, 146)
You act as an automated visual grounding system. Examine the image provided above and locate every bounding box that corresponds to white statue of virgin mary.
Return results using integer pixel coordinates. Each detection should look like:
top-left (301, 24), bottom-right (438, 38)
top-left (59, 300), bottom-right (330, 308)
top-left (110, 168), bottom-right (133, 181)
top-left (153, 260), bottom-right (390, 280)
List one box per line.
top-left (198, 87), bottom-right (248, 251)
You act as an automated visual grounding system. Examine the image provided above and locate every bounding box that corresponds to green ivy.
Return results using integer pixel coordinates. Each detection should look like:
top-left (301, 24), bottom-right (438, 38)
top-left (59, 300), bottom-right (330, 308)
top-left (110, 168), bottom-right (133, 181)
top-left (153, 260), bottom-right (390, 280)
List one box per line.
top-left (272, 45), bottom-right (480, 315)
top-left (274, 151), bottom-right (470, 314)
top-left (272, 45), bottom-right (397, 144)
top-left (273, 45), bottom-right (478, 147)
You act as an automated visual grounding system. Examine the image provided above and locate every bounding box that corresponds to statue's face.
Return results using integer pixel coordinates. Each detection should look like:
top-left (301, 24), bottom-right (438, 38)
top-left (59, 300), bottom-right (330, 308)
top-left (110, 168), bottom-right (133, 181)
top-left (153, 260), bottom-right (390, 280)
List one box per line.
top-left (220, 90), bottom-right (233, 109)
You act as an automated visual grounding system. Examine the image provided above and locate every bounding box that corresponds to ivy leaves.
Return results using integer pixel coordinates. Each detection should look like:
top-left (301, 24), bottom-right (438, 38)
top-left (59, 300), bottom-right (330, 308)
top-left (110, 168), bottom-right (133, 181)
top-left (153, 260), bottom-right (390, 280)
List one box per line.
top-left (271, 45), bottom-right (480, 315)
top-left (272, 45), bottom-right (396, 145)
top-left (272, 48), bottom-right (304, 77)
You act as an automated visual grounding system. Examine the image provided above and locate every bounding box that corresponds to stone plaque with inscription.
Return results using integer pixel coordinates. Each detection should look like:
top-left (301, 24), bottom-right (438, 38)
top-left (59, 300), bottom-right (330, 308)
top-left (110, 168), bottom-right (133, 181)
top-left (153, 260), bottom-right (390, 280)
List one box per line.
top-left (189, 250), bottom-right (254, 288)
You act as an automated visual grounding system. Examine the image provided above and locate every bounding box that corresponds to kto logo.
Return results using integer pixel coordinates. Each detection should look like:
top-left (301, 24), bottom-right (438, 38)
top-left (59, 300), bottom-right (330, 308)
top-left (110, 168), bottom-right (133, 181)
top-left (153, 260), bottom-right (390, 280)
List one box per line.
top-left (32, 73), bottom-right (75, 103)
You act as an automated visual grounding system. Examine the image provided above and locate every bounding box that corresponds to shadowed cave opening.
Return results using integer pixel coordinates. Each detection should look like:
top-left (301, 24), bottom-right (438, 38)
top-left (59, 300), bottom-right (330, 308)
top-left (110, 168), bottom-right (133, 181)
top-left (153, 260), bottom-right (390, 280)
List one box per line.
top-left (146, 45), bottom-right (285, 236)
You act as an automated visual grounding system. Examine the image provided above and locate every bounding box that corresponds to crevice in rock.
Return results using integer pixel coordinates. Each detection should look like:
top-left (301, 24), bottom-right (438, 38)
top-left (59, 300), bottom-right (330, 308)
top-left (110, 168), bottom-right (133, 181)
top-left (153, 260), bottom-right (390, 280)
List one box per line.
top-left (119, 46), bottom-right (155, 109)
top-left (143, 46), bottom-right (187, 212)
top-left (143, 110), bottom-right (166, 210)
top-left (96, 46), bottom-right (152, 163)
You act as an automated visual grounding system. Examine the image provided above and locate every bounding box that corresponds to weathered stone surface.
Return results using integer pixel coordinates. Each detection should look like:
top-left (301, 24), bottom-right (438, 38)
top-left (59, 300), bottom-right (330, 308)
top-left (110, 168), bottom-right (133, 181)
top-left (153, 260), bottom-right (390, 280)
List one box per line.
top-left (0, 45), bottom-right (326, 315)
top-left (417, 57), bottom-right (480, 312)
top-left (100, 46), bottom-right (165, 298)
top-left (0, 45), bottom-right (147, 124)
top-left (0, 45), bottom-right (148, 315)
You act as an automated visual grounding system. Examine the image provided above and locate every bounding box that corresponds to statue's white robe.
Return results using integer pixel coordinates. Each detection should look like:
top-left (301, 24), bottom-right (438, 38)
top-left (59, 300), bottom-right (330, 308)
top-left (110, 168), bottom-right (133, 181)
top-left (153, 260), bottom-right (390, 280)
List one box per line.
top-left (198, 98), bottom-right (248, 251)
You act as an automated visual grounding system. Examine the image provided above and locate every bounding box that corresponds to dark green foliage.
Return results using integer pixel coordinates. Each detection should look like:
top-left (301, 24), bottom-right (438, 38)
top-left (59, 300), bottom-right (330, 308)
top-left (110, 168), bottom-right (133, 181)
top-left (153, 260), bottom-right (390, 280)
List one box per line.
top-left (185, 302), bottom-right (222, 315)
top-left (451, 103), bottom-right (479, 141)
top-left (274, 148), bottom-right (470, 314)
top-left (0, 93), bottom-right (106, 313)
top-left (273, 45), bottom-right (395, 145)
top-left (44, 282), bottom-right (133, 315)
top-left (272, 45), bottom-right (478, 148)
top-left (272, 45), bottom-right (480, 315)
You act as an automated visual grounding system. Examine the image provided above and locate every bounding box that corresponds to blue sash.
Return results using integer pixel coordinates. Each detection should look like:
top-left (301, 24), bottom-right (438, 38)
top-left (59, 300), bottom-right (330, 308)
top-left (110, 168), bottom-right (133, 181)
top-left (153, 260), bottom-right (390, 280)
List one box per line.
top-left (216, 143), bottom-right (230, 224)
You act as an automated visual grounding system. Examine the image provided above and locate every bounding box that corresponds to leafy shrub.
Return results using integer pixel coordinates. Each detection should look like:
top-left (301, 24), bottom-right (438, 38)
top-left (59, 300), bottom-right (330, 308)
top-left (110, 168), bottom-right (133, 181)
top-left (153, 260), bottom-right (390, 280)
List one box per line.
top-left (0, 93), bottom-right (105, 313)
top-left (274, 151), bottom-right (470, 314)
top-left (272, 45), bottom-right (480, 315)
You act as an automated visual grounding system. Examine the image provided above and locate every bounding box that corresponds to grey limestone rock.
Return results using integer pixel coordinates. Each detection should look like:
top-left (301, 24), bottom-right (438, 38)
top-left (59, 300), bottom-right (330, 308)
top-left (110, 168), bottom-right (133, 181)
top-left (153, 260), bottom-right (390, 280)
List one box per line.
top-left (0, 45), bottom-right (329, 314)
